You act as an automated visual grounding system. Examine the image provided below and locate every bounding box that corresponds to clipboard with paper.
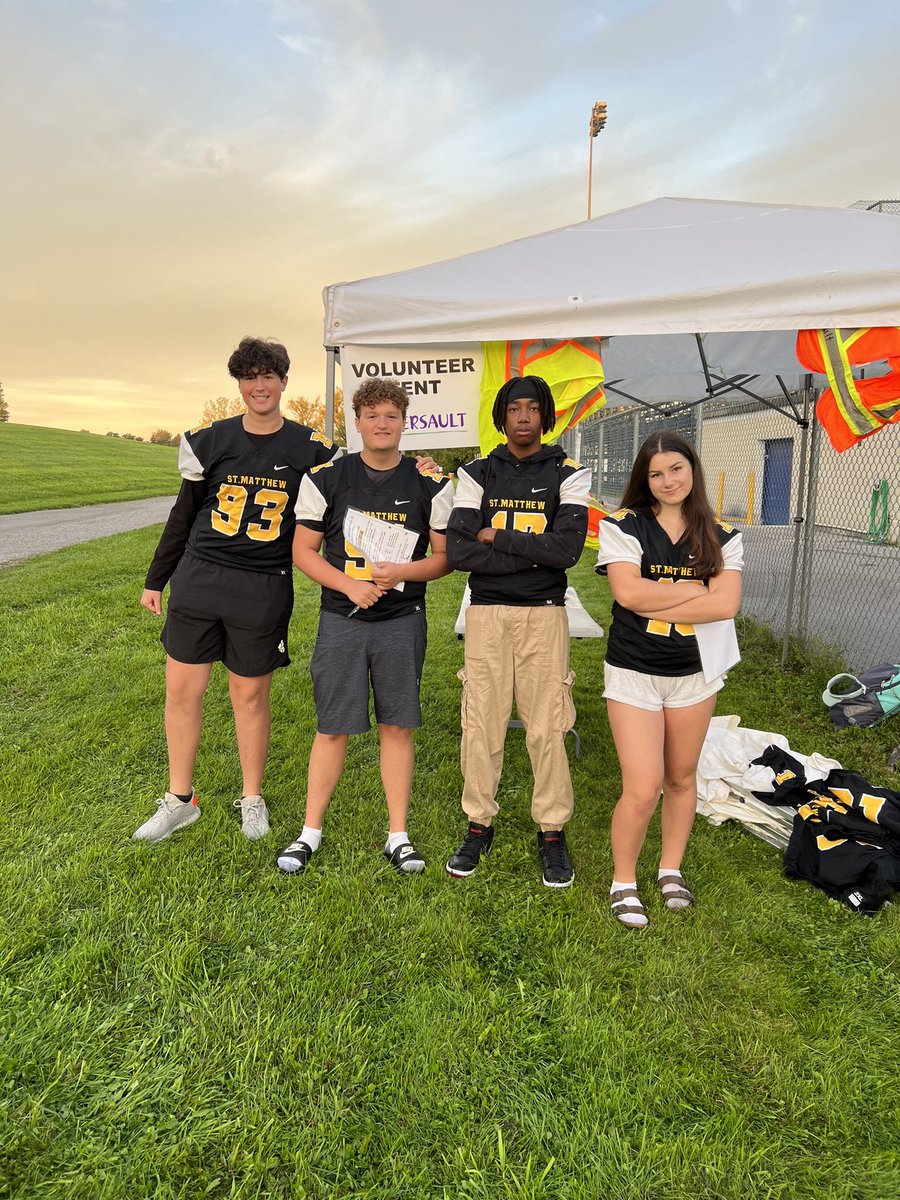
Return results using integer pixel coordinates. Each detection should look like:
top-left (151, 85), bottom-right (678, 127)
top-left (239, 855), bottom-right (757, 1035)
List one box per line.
top-left (342, 506), bottom-right (420, 593)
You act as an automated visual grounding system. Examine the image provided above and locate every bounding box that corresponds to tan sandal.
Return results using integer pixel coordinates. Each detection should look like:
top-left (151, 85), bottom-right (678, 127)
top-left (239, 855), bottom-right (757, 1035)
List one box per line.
top-left (610, 886), bottom-right (648, 929)
top-left (658, 873), bottom-right (695, 910)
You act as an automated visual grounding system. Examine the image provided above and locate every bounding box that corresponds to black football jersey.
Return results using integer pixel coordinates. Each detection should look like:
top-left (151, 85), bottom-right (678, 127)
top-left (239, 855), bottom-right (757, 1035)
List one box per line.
top-left (596, 509), bottom-right (743, 676)
top-left (751, 749), bottom-right (900, 911)
top-left (297, 454), bottom-right (454, 621)
top-left (449, 443), bottom-right (591, 605)
top-left (179, 416), bottom-right (339, 574)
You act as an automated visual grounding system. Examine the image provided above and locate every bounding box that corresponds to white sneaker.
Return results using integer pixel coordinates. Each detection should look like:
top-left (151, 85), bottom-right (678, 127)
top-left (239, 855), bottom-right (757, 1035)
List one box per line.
top-left (133, 792), bottom-right (200, 843)
top-left (234, 795), bottom-right (270, 840)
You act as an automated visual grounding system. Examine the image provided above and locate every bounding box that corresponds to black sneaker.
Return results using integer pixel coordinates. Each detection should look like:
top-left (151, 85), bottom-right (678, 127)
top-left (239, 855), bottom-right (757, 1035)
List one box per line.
top-left (445, 822), bottom-right (494, 878)
top-left (538, 830), bottom-right (574, 889)
top-left (276, 839), bottom-right (315, 874)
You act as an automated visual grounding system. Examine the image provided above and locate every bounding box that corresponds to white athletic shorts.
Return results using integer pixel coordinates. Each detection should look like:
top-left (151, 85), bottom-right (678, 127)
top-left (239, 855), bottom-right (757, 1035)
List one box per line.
top-left (603, 662), bottom-right (725, 712)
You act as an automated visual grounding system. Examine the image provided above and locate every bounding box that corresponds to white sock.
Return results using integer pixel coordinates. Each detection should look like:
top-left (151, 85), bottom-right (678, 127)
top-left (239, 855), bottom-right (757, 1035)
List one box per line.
top-left (610, 880), bottom-right (647, 927)
top-left (658, 867), bottom-right (691, 909)
top-left (386, 831), bottom-right (409, 855)
top-left (300, 825), bottom-right (322, 852)
top-left (611, 879), bottom-right (636, 893)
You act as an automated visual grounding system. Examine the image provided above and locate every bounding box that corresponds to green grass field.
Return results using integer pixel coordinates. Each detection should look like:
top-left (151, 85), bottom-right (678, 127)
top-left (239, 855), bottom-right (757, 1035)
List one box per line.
top-left (0, 425), bottom-right (178, 514)
top-left (2, 538), bottom-right (899, 1199)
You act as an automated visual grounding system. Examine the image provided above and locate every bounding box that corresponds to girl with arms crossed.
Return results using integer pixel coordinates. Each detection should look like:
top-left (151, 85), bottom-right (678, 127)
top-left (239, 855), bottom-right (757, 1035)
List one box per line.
top-left (595, 432), bottom-right (743, 928)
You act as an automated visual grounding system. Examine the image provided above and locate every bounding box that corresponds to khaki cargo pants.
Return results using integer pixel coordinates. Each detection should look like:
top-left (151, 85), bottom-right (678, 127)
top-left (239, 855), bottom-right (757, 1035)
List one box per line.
top-left (458, 604), bottom-right (575, 832)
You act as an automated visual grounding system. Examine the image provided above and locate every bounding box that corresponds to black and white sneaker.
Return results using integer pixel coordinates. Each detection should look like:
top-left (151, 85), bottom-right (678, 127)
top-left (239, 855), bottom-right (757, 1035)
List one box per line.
top-left (445, 822), bottom-right (494, 878)
top-left (276, 839), bottom-right (315, 874)
top-left (538, 830), bottom-right (574, 889)
top-left (384, 841), bottom-right (426, 874)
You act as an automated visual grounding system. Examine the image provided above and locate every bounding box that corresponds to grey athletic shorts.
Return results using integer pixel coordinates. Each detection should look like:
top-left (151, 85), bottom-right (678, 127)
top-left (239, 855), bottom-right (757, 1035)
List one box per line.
top-left (310, 609), bottom-right (427, 734)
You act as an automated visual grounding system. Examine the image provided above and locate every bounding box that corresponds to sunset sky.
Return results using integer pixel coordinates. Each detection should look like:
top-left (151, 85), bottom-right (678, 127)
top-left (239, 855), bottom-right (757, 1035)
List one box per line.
top-left (2, 0), bottom-right (898, 439)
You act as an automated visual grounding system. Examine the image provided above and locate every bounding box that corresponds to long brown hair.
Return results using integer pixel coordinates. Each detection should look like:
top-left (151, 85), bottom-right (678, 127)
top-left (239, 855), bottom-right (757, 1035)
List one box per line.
top-left (620, 430), bottom-right (724, 579)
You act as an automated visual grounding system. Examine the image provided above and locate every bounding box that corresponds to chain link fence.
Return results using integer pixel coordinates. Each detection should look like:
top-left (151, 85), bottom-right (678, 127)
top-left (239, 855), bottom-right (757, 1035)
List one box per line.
top-left (566, 391), bottom-right (900, 672)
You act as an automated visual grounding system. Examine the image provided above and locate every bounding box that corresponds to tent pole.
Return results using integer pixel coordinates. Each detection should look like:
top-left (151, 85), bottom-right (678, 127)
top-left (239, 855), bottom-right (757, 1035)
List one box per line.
top-left (597, 421), bottom-right (604, 501)
top-left (781, 377), bottom-right (811, 667)
top-left (325, 348), bottom-right (337, 441)
top-left (797, 386), bottom-right (821, 648)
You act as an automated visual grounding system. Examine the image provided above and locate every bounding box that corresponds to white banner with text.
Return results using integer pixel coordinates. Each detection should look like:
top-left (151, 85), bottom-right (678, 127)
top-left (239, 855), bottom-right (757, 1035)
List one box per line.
top-left (341, 344), bottom-right (482, 452)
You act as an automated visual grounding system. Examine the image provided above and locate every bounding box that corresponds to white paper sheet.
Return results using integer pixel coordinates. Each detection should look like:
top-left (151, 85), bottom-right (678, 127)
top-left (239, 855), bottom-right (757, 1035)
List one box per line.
top-left (694, 618), bottom-right (741, 683)
top-left (342, 507), bottom-right (420, 593)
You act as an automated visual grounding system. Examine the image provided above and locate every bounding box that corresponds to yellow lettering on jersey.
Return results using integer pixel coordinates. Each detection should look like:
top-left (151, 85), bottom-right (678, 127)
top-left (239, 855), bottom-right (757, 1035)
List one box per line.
top-left (860, 793), bottom-right (886, 824)
top-left (420, 470), bottom-right (445, 481)
top-left (189, 421), bottom-right (212, 435)
top-left (816, 834), bottom-right (848, 852)
top-left (344, 539), bottom-right (370, 580)
top-left (364, 511), bottom-right (407, 523)
top-left (611, 508), bottom-right (633, 520)
top-left (563, 458), bottom-right (581, 469)
top-left (247, 489), bottom-right (288, 542)
top-left (829, 786), bottom-right (885, 824)
top-left (310, 461), bottom-right (334, 474)
top-left (490, 510), bottom-right (548, 535)
top-left (818, 793), bottom-right (849, 813)
top-left (645, 578), bottom-right (695, 638)
top-left (716, 519), bottom-right (734, 533)
top-left (774, 769), bottom-right (797, 785)
top-left (211, 484), bottom-right (247, 536)
top-left (311, 432), bottom-right (334, 447)
top-left (799, 796), bottom-right (848, 822)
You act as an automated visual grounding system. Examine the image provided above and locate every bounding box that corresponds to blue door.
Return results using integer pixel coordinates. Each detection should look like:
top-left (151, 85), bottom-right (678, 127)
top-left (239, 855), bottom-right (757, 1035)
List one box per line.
top-left (761, 438), bottom-right (793, 525)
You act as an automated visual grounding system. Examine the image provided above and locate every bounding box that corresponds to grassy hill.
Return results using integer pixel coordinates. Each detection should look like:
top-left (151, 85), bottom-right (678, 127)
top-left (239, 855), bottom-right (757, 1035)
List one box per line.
top-left (0, 424), bottom-right (179, 514)
top-left (1, 539), bottom-right (898, 1199)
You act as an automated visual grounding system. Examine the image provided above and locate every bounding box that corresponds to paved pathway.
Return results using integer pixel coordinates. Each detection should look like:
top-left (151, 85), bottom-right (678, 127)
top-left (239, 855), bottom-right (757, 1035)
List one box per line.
top-left (0, 496), bottom-right (175, 566)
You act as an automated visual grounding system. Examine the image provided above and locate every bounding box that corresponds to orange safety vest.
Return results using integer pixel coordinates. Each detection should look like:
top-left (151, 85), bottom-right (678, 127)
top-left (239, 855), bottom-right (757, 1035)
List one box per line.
top-left (796, 328), bottom-right (900, 452)
top-left (584, 496), bottom-right (608, 551)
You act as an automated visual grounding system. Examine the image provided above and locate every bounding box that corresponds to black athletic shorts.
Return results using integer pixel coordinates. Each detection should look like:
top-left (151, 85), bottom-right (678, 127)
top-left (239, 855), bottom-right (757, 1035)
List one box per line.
top-left (161, 552), bottom-right (293, 677)
top-left (310, 608), bottom-right (427, 734)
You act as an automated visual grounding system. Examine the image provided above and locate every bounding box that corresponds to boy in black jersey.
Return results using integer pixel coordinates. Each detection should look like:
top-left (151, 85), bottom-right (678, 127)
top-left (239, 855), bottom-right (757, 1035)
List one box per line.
top-left (133, 337), bottom-right (340, 844)
top-left (444, 376), bottom-right (591, 888)
top-left (276, 378), bottom-right (454, 876)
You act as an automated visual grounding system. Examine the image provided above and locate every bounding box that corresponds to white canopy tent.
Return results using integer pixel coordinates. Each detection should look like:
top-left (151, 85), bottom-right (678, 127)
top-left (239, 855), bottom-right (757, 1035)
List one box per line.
top-left (321, 196), bottom-right (900, 663)
top-left (323, 195), bottom-right (900, 416)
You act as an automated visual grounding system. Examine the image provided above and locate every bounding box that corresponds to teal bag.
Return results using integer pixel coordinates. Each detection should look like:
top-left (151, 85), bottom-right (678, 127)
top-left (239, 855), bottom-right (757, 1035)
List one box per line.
top-left (823, 664), bottom-right (900, 728)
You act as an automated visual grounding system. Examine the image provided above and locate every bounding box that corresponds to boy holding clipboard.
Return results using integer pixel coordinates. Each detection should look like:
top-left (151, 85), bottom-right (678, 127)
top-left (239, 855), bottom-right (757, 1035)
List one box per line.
top-left (276, 379), bottom-right (454, 875)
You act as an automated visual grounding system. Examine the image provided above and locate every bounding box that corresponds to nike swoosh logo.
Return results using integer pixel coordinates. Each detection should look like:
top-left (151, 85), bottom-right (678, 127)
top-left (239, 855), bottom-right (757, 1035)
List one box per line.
top-left (531, 487), bottom-right (547, 494)
top-left (394, 500), bottom-right (410, 506)
top-left (273, 464), bottom-right (289, 471)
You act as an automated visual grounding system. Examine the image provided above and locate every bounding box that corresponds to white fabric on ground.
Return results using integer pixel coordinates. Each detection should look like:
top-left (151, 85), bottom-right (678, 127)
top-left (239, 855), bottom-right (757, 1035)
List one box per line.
top-left (696, 715), bottom-right (842, 850)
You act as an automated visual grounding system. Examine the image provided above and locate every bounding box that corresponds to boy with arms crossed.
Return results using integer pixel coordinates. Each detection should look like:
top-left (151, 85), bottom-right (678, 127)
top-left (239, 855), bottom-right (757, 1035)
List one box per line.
top-left (444, 376), bottom-right (590, 888)
top-left (276, 378), bottom-right (454, 875)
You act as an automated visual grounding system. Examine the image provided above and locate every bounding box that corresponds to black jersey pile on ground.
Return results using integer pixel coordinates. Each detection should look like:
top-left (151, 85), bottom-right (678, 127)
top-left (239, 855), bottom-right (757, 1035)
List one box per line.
top-left (751, 745), bottom-right (900, 914)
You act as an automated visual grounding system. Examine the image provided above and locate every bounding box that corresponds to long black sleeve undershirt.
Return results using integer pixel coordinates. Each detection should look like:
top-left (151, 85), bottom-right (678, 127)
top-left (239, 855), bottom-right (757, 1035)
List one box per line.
top-left (445, 507), bottom-right (534, 574)
top-left (491, 502), bottom-right (587, 569)
top-left (144, 479), bottom-right (206, 590)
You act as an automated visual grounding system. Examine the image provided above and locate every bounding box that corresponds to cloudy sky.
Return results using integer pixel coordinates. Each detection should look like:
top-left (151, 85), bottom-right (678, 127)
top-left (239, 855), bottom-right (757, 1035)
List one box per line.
top-left (2, 0), bottom-right (898, 437)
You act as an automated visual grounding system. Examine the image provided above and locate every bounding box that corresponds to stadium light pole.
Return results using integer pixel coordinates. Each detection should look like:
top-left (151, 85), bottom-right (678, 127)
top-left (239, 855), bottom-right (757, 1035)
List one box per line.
top-left (587, 100), bottom-right (607, 219)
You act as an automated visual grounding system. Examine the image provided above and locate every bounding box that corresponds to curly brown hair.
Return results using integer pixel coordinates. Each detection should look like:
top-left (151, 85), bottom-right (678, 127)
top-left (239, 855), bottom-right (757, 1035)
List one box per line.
top-left (227, 337), bottom-right (290, 381)
top-left (351, 377), bottom-right (409, 418)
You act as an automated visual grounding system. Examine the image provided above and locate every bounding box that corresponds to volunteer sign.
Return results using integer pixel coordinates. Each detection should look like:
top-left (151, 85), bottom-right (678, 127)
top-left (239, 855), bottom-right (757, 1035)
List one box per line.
top-left (341, 343), bottom-right (482, 452)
